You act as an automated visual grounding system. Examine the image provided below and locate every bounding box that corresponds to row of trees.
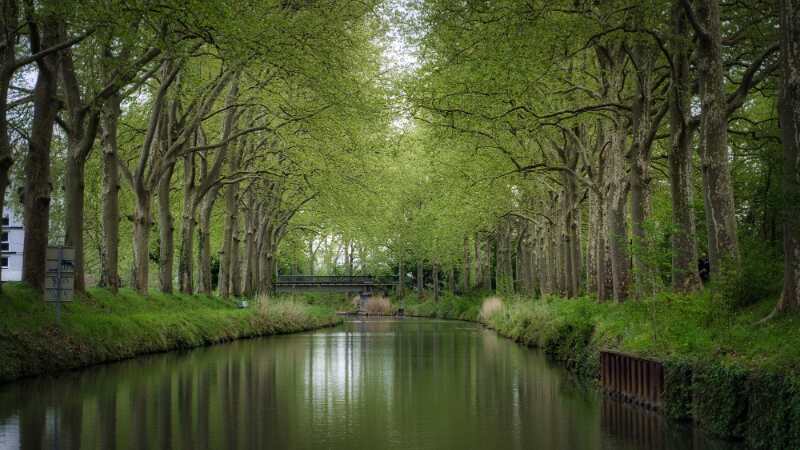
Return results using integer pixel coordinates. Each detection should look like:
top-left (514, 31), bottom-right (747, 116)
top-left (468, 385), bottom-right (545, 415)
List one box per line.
top-left (386, 0), bottom-right (798, 311)
top-left (288, 0), bottom-right (795, 312)
top-left (2, 0), bottom-right (387, 297)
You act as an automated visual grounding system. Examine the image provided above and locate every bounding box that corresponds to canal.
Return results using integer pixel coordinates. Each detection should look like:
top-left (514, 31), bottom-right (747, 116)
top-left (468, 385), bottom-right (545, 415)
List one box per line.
top-left (0, 318), bottom-right (737, 449)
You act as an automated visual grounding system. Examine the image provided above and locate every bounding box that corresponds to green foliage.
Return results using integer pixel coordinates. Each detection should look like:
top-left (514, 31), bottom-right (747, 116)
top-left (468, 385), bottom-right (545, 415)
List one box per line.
top-left (692, 365), bottom-right (750, 439)
top-left (745, 373), bottom-right (800, 450)
top-left (714, 237), bottom-right (784, 310)
top-left (663, 361), bottom-right (694, 421)
top-left (402, 291), bottom-right (483, 321)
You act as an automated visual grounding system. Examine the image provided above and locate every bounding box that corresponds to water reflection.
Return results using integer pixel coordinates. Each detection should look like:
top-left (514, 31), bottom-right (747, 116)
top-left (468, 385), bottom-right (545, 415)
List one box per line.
top-left (0, 318), bottom-right (735, 450)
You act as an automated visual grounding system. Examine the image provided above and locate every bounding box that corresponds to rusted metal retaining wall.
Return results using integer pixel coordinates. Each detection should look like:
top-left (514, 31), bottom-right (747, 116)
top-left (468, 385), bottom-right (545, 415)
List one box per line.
top-left (600, 350), bottom-right (664, 410)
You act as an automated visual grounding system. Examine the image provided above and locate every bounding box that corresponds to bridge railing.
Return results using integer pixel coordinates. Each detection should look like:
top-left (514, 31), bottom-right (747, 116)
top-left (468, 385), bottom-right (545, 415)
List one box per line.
top-left (275, 275), bottom-right (398, 285)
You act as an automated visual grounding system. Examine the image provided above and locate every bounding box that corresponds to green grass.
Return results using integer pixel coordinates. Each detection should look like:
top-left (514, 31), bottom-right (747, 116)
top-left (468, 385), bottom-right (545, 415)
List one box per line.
top-left (401, 289), bottom-right (800, 372)
top-left (0, 283), bottom-right (340, 383)
top-left (489, 292), bottom-right (800, 372)
top-left (403, 290), bottom-right (487, 321)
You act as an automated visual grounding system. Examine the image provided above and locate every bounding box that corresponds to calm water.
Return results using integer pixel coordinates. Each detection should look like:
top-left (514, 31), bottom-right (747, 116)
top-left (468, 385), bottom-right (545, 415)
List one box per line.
top-left (0, 318), bottom-right (737, 450)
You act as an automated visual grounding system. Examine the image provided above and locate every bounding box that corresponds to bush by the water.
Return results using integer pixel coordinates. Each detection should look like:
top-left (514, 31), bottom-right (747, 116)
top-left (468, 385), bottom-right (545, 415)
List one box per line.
top-left (365, 296), bottom-right (394, 315)
top-left (479, 297), bottom-right (504, 322)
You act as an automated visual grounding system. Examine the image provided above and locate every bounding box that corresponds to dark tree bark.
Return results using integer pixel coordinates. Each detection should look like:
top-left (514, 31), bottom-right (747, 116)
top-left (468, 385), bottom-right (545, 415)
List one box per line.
top-left (682, 0), bottom-right (740, 276)
top-left (178, 152), bottom-right (196, 294)
top-left (495, 218), bottom-right (514, 294)
top-left (777, 0), bottom-right (800, 312)
top-left (447, 266), bottom-right (455, 293)
top-left (157, 165), bottom-right (175, 293)
top-left (242, 192), bottom-right (259, 296)
top-left (0, 0), bottom-right (19, 291)
top-left (628, 44), bottom-right (656, 298)
top-left (432, 261), bottom-right (440, 301)
top-left (198, 185), bottom-right (220, 295)
top-left (416, 260), bottom-right (424, 297)
top-left (606, 124), bottom-right (631, 302)
top-left (462, 236), bottom-right (470, 292)
top-left (397, 258), bottom-right (405, 297)
top-left (219, 149), bottom-right (241, 297)
top-left (100, 94), bottom-right (121, 292)
top-left (22, 16), bottom-right (59, 293)
top-left (669, 2), bottom-right (703, 292)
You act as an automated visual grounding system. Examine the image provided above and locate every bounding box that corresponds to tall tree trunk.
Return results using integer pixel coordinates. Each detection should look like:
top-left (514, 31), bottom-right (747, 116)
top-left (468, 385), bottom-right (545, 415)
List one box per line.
top-left (474, 233), bottom-right (482, 288)
top-left (100, 95), bottom-right (121, 292)
top-left (587, 194), bottom-right (598, 294)
top-left (562, 174), bottom-right (581, 298)
top-left (308, 239), bottom-right (315, 275)
top-left (448, 266), bottom-right (455, 293)
top-left (63, 155), bottom-right (87, 292)
top-left (397, 258), bottom-right (405, 297)
top-left (531, 228), bottom-right (541, 297)
top-left (628, 45), bottom-right (655, 298)
top-left (0, 0), bottom-right (19, 292)
top-left (219, 186), bottom-right (236, 297)
top-left (670, 3), bottom-right (703, 292)
top-left (606, 125), bottom-right (631, 302)
top-left (537, 233), bottom-right (548, 296)
top-left (22, 21), bottom-right (59, 293)
top-left (230, 219), bottom-right (242, 296)
top-left (219, 153), bottom-right (241, 297)
top-left (256, 224), bottom-right (276, 296)
top-left (157, 166), bottom-right (174, 293)
top-left (132, 193), bottom-right (151, 294)
top-left (197, 186), bottom-right (220, 295)
top-left (495, 219), bottom-right (514, 294)
top-left (178, 154), bottom-right (196, 294)
top-left (777, 0), bottom-right (800, 311)
top-left (462, 236), bottom-right (470, 292)
top-left (243, 195), bottom-right (258, 296)
top-left (432, 261), bottom-right (440, 301)
top-left (691, 0), bottom-right (740, 275)
top-left (416, 260), bottom-right (424, 297)
top-left (595, 201), bottom-right (613, 302)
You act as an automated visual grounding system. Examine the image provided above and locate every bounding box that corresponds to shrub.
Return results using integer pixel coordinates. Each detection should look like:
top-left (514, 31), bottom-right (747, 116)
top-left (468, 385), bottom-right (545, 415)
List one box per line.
top-left (479, 297), bottom-right (504, 322)
top-left (715, 238), bottom-right (782, 310)
top-left (692, 364), bottom-right (750, 439)
top-left (745, 372), bottom-right (800, 449)
top-left (365, 296), bottom-right (393, 315)
top-left (663, 360), bottom-right (694, 421)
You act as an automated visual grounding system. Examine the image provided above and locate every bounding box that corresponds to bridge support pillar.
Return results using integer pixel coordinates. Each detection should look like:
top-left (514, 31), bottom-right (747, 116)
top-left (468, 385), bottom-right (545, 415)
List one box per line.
top-left (358, 290), bottom-right (371, 314)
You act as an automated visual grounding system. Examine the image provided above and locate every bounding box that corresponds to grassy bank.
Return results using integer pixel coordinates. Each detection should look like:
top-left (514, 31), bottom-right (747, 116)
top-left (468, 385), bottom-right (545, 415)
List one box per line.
top-left (0, 283), bottom-right (341, 383)
top-left (402, 291), bottom-right (800, 449)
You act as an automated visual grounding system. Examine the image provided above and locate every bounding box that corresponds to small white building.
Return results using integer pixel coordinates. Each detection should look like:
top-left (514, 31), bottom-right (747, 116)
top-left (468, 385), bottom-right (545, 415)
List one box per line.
top-left (1, 206), bottom-right (24, 281)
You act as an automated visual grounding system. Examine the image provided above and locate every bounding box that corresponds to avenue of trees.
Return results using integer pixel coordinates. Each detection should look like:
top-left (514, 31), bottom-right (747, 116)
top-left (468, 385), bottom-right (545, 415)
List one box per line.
top-left (381, 0), bottom-right (799, 313)
top-left (307, 0), bottom-right (798, 314)
top-left (1, 0), bottom-right (387, 296)
top-left (1, 0), bottom-right (798, 317)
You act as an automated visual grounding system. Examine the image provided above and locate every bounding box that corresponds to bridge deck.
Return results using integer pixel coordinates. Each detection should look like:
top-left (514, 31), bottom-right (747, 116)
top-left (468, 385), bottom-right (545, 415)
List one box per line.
top-left (274, 276), bottom-right (398, 293)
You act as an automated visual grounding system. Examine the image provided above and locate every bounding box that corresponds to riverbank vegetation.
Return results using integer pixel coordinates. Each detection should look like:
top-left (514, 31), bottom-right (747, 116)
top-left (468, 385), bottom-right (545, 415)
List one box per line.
top-left (0, 283), bottom-right (339, 383)
top-left (406, 291), bottom-right (800, 373)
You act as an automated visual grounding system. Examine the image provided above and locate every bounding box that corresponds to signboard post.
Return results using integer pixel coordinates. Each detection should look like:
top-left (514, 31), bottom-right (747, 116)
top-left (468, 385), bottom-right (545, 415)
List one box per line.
top-left (46, 247), bottom-right (74, 323)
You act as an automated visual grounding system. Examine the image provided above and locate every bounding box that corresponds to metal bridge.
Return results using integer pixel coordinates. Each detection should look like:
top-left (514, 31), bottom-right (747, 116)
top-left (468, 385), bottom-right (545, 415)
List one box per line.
top-left (274, 275), bottom-right (398, 294)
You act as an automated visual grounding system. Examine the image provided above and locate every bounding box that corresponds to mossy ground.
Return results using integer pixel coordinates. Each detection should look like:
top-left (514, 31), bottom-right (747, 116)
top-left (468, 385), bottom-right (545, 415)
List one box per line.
top-left (401, 290), bottom-right (800, 448)
top-left (0, 283), bottom-right (340, 383)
